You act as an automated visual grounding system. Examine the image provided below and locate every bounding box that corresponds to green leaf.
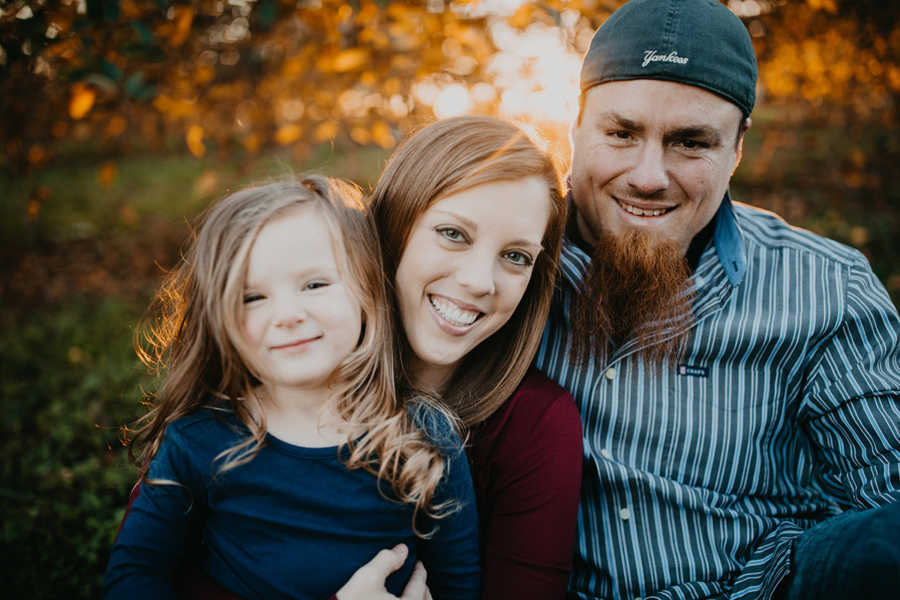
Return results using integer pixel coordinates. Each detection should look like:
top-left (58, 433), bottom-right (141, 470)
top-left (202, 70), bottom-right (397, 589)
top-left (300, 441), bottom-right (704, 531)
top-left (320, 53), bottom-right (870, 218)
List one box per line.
top-left (131, 20), bottom-right (154, 46)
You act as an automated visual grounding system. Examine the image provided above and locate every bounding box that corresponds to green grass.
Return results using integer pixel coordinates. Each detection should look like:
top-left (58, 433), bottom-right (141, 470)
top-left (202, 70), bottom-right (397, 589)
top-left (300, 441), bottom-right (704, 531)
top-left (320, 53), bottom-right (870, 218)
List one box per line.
top-left (1, 143), bottom-right (391, 249)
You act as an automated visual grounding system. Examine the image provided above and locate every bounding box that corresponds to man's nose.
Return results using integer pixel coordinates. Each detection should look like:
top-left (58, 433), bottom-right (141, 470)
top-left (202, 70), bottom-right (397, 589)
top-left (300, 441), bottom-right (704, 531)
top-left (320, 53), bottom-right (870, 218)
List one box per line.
top-left (627, 142), bottom-right (669, 196)
top-left (454, 249), bottom-right (496, 296)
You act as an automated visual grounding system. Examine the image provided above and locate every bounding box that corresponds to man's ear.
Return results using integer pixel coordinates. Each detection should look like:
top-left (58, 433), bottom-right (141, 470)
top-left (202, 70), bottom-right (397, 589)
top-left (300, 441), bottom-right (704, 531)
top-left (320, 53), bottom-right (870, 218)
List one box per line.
top-left (733, 116), bottom-right (751, 173)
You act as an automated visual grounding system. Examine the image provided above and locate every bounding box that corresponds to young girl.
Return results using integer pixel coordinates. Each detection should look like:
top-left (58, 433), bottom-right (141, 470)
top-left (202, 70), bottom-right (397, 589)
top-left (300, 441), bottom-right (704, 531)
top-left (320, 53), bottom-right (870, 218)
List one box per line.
top-left (104, 177), bottom-right (480, 600)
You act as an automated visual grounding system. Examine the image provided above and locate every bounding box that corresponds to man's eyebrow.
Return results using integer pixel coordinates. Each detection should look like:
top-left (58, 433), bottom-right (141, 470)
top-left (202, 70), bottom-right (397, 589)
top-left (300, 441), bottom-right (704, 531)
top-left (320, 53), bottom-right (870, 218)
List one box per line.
top-left (597, 111), bottom-right (642, 132)
top-left (666, 126), bottom-right (722, 145)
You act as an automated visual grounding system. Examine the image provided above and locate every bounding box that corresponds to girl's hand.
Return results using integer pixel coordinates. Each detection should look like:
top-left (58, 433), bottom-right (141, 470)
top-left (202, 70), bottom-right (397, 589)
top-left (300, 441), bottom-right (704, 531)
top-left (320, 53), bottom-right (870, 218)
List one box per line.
top-left (336, 544), bottom-right (432, 600)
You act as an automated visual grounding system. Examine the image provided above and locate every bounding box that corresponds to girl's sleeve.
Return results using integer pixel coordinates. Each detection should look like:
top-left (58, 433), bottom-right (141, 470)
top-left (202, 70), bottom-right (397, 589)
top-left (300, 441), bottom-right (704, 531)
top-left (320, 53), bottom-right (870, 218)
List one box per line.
top-left (478, 385), bottom-right (583, 600)
top-left (104, 423), bottom-right (205, 600)
top-left (415, 412), bottom-right (482, 600)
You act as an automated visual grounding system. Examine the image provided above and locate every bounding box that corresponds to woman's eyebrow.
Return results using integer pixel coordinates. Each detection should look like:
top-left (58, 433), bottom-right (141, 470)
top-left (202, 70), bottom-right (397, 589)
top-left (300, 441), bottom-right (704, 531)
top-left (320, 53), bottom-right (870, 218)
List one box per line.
top-left (432, 209), bottom-right (478, 230)
top-left (432, 209), bottom-right (544, 250)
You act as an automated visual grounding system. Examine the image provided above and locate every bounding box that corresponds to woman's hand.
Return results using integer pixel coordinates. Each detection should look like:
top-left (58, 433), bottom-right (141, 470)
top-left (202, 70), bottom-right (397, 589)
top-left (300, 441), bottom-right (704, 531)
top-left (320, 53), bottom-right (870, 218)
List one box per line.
top-left (336, 544), bottom-right (432, 600)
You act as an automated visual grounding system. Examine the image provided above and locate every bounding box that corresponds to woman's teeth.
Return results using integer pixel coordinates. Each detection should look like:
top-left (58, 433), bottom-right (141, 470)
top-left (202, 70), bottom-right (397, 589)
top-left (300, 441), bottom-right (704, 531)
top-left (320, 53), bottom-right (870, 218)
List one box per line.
top-left (618, 200), bottom-right (669, 217)
top-left (429, 295), bottom-right (480, 326)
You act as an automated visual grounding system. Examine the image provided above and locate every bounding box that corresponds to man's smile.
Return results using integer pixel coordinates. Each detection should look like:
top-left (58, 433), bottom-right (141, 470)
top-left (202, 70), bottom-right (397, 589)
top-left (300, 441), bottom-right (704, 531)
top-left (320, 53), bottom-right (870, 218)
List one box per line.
top-left (614, 197), bottom-right (676, 218)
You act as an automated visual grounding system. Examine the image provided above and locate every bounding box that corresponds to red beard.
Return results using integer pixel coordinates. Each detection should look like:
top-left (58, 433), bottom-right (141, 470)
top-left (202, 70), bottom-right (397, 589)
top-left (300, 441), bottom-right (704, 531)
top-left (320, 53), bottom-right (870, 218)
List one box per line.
top-left (569, 229), bottom-right (694, 367)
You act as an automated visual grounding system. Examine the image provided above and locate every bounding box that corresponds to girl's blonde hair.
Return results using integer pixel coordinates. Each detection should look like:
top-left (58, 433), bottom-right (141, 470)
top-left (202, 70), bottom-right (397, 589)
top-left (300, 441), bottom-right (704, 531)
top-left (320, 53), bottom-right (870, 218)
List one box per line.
top-left (132, 176), bottom-right (456, 530)
top-left (370, 116), bottom-right (568, 427)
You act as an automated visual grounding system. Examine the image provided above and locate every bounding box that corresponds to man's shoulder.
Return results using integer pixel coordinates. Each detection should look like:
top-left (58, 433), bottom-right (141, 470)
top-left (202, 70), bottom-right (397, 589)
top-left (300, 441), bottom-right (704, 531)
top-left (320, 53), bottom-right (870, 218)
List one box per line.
top-left (732, 201), bottom-right (866, 268)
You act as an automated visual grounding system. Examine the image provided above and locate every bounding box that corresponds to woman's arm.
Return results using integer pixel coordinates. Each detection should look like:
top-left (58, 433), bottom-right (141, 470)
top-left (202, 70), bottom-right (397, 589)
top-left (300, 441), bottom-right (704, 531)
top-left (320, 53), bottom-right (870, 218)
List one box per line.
top-left (471, 373), bottom-right (583, 600)
top-left (337, 545), bottom-right (433, 600)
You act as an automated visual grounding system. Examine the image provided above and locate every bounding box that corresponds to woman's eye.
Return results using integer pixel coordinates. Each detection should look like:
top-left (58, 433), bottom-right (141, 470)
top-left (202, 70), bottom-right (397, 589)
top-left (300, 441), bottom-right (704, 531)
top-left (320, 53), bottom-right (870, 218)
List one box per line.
top-left (243, 293), bottom-right (264, 304)
top-left (304, 281), bottom-right (329, 291)
top-left (437, 227), bottom-right (466, 242)
top-left (504, 250), bottom-right (533, 267)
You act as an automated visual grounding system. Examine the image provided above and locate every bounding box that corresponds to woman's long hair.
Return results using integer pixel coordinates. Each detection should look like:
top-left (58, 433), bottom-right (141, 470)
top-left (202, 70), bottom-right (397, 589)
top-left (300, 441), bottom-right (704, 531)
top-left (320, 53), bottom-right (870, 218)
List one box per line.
top-left (131, 176), bottom-right (457, 532)
top-left (370, 116), bottom-right (568, 427)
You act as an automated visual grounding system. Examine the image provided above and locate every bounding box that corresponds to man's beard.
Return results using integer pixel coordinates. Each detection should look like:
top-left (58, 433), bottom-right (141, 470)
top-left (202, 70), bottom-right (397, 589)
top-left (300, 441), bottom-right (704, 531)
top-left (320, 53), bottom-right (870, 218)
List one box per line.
top-left (570, 229), bottom-right (694, 367)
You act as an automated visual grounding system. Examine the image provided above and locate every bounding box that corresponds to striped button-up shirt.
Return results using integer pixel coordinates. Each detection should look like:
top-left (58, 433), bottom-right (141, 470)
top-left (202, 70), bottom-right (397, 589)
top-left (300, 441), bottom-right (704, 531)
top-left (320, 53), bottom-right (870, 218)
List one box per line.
top-left (535, 196), bottom-right (900, 600)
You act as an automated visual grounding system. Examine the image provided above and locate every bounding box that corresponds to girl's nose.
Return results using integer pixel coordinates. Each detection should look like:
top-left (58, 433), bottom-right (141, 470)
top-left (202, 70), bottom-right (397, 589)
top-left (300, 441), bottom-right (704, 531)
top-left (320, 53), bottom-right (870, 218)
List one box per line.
top-left (273, 298), bottom-right (306, 326)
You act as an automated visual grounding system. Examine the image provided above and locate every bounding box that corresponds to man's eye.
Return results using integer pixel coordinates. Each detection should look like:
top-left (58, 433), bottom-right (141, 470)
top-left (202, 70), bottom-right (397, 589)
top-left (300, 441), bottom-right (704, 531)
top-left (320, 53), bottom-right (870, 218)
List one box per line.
top-left (243, 293), bottom-right (264, 304)
top-left (611, 130), bottom-right (632, 140)
top-left (679, 139), bottom-right (709, 150)
top-left (504, 250), bottom-right (533, 267)
top-left (437, 227), bottom-right (465, 242)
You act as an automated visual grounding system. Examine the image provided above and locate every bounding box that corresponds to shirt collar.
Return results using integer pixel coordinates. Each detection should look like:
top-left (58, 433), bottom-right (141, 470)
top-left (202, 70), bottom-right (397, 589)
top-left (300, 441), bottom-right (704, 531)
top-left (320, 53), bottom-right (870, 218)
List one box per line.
top-left (713, 191), bottom-right (746, 286)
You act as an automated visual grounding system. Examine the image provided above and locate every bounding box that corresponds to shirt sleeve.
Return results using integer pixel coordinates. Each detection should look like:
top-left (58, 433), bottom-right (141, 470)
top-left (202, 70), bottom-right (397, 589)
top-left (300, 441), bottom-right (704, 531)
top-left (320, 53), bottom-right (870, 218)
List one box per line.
top-left (104, 423), bottom-right (206, 600)
top-left (414, 410), bottom-right (482, 600)
top-left (478, 386), bottom-right (583, 600)
top-left (801, 255), bottom-right (900, 508)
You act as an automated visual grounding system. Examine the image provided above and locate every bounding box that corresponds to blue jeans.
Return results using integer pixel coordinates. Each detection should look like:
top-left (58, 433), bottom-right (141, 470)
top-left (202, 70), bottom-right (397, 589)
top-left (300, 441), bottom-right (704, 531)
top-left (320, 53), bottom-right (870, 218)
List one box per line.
top-left (775, 500), bottom-right (900, 600)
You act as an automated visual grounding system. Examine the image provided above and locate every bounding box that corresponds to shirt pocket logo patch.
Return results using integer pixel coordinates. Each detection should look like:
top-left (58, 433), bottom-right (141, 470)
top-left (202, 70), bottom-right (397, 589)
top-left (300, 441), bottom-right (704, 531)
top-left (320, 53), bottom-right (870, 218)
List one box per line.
top-left (678, 364), bottom-right (709, 378)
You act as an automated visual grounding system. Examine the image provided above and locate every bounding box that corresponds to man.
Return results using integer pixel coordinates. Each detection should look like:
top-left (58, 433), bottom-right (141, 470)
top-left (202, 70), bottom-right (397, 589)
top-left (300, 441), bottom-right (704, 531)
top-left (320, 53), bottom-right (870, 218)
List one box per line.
top-left (535, 0), bottom-right (900, 599)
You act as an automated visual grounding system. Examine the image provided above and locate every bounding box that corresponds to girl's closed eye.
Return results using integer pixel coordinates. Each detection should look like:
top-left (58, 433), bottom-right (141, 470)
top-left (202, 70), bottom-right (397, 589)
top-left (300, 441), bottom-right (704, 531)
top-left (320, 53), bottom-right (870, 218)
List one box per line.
top-left (303, 280), bottom-right (330, 291)
top-left (243, 292), bottom-right (264, 304)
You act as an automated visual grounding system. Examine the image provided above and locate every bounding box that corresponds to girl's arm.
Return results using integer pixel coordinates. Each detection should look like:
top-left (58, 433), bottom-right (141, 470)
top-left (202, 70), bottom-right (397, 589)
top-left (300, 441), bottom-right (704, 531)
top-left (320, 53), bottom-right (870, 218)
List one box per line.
top-left (105, 424), bottom-right (203, 599)
top-left (118, 477), bottom-right (433, 600)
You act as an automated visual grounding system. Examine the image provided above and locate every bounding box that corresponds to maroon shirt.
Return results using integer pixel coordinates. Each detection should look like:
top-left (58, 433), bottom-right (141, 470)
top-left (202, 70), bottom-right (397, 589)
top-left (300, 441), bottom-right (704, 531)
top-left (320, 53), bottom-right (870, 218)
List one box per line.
top-left (119, 368), bottom-right (583, 599)
top-left (468, 368), bottom-right (583, 600)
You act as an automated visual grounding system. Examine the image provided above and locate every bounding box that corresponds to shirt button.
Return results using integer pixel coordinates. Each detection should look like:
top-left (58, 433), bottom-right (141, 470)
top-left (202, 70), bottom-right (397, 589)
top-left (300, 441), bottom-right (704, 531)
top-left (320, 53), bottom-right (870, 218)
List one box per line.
top-left (619, 507), bottom-right (631, 521)
top-left (605, 367), bottom-right (616, 380)
top-left (600, 448), bottom-right (612, 459)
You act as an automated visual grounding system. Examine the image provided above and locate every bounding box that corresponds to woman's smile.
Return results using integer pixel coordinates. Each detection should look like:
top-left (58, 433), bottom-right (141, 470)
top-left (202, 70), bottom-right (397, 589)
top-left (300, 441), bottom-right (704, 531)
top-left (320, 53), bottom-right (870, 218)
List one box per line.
top-left (428, 294), bottom-right (483, 332)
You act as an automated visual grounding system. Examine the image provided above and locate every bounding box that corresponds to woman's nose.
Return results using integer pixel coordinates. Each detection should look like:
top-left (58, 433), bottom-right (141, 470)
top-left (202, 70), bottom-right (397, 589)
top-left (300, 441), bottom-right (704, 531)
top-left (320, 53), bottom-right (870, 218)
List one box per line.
top-left (454, 249), bottom-right (496, 296)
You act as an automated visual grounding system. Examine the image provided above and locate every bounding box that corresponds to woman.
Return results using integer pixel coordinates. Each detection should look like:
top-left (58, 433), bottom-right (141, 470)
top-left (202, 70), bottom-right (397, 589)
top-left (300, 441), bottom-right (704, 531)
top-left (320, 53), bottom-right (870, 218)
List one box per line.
top-left (370, 116), bottom-right (582, 600)
top-left (120, 116), bottom-right (582, 600)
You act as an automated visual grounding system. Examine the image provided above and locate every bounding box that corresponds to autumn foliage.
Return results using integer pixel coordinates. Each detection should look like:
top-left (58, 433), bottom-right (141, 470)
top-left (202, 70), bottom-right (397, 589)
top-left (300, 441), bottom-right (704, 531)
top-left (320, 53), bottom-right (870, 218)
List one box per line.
top-left (2, 0), bottom-right (507, 170)
top-left (2, 0), bottom-right (898, 178)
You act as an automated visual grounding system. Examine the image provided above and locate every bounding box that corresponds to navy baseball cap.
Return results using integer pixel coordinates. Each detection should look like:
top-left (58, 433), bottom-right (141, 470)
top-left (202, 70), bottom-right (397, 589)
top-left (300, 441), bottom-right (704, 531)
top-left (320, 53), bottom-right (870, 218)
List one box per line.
top-left (580, 0), bottom-right (758, 116)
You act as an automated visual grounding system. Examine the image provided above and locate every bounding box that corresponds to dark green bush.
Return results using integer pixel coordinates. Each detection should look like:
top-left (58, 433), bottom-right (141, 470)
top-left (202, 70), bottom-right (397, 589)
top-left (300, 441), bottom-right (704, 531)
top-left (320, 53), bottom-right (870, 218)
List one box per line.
top-left (0, 297), bottom-right (150, 598)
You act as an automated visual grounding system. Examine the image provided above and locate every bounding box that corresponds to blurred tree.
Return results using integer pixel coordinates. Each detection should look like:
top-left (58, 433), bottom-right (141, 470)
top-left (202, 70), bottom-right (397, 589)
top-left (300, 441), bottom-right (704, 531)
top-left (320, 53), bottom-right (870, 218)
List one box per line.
top-left (752, 0), bottom-right (900, 190)
top-left (1, 0), bottom-right (501, 172)
top-left (1, 0), bottom-right (897, 200)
